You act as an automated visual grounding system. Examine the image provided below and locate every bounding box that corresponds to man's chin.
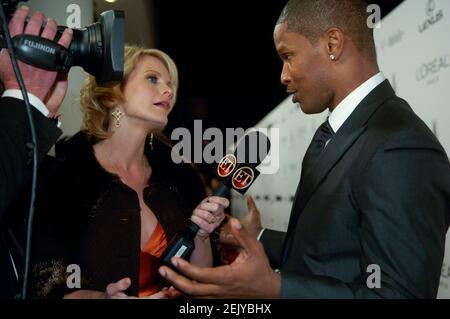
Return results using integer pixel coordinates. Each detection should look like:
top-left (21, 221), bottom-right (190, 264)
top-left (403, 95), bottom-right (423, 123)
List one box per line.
top-left (299, 103), bottom-right (315, 115)
top-left (299, 102), bottom-right (328, 115)
top-left (297, 102), bottom-right (313, 114)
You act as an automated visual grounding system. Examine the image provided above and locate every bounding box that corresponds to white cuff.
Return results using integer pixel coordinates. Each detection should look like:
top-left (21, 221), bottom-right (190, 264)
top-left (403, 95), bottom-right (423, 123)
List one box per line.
top-left (2, 89), bottom-right (61, 128)
top-left (257, 228), bottom-right (266, 241)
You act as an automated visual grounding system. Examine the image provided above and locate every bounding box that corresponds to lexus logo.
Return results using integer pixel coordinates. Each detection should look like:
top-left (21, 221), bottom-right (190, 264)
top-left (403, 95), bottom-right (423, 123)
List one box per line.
top-left (419, 0), bottom-right (444, 33)
top-left (427, 0), bottom-right (436, 16)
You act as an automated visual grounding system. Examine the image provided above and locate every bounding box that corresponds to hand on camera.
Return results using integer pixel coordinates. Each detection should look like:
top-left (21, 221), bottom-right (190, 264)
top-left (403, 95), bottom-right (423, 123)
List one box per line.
top-left (0, 6), bottom-right (73, 114)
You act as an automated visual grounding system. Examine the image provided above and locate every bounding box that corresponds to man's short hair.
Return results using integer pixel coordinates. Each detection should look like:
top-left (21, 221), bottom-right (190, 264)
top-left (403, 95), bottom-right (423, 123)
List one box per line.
top-left (277, 0), bottom-right (376, 57)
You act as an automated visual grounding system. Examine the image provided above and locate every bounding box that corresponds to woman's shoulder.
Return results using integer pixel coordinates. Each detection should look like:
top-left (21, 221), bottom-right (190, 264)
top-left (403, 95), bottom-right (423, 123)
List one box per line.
top-left (39, 130), bottom-right (100, 185)
top-left (54, 130), bottom-right (96, 161)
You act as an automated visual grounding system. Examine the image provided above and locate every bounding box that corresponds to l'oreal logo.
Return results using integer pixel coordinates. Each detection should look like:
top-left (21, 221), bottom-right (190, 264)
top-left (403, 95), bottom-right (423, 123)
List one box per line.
top-left (416, 54), bottom-right (450, 82)
top-left (24, 39), bottom-right (56, 55)
top-left (419, 0), bottom-right (444, 33)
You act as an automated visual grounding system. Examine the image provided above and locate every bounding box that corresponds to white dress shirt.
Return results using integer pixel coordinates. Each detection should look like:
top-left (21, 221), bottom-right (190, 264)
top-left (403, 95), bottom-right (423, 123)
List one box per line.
top-left (2, 89), bottom-right (61, 127)
top-left (328, 72), bottom-right (386, 133)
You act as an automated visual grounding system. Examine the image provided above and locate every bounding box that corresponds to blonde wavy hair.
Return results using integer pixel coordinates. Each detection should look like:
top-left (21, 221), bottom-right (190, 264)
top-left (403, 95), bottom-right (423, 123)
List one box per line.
top-left (80, 46), bottom-right (179, 140)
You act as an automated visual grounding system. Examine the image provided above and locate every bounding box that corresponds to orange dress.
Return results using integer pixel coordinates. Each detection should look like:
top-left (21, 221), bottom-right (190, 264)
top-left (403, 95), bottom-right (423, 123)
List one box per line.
top-left (138, 222), bottom-right (168, 297)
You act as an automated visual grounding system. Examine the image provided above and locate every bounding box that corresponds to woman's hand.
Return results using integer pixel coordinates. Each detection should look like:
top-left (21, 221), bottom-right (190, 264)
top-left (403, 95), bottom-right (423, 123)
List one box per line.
top-left (105, 278), bottom-right (180, 299)
top-left (62, 277), bottom-right (132, 299)
top-left (191, 196), bottom-right (229, 239)
top-left (64, 277), bottom-right (180, 299)
top-left (142, 286), bottom-right (181, 299)
top-left (104, 277), bottom-right (133, 299)
top-left (63, 277), bottom-right (134, 299)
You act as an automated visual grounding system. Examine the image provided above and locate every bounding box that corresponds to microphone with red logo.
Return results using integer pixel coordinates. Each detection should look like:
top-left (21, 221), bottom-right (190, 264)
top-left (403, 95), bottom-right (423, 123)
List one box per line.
top-left (161, 131), bottom-right (271, 268)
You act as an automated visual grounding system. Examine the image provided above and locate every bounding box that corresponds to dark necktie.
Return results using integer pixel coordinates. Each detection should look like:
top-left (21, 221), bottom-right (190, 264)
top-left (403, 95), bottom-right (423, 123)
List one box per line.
top-left (301, 119), bottom-right (334, 176)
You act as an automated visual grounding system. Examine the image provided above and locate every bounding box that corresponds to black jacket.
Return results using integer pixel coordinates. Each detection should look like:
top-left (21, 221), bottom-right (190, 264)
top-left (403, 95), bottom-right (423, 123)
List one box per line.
top-left (0, 97), bottom-right (62, 299)
top-left (16, 131), bottom-right (206, 298)
top-left (261, 80), bottom-right (450, 298)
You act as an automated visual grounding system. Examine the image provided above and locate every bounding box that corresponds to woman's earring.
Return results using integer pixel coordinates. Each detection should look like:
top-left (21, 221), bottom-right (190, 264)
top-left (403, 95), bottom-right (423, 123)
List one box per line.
top-left (111, 109), bottom-right (123, 128)
top-left (329, 54), bottom-right (336, 61)
top-left (149, 133), bottom-right (154, 151)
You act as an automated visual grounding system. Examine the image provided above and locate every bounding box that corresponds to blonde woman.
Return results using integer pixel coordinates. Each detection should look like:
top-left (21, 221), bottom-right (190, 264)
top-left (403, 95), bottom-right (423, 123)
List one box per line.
top-left (28, 46), bottom-right (228, 299)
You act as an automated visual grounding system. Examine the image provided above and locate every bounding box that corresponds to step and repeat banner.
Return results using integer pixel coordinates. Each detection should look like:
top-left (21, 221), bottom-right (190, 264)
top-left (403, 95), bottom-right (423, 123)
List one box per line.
top-left (231, 0), bottom-right (450, 298)
top-left (374, 0), bottom-right (450, 299)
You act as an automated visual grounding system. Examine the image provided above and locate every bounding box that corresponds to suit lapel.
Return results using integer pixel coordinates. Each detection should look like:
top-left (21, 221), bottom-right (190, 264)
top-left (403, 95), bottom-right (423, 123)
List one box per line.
top-left (281, 80), bottom-right (396, 265)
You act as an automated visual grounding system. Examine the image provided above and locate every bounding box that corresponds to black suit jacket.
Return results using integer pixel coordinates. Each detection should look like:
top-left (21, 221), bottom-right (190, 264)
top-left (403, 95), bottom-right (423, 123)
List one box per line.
top-left (0, 97), bottom-right (62, 298)
top-left (261, 80), bottom-right (450, 298)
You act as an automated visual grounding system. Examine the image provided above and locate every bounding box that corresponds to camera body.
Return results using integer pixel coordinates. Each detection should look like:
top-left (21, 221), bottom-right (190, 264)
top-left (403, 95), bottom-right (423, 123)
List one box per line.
top-left (64, 10), bottom-right (125, 83)
top-left (1, 1), bottom-right (125, 84)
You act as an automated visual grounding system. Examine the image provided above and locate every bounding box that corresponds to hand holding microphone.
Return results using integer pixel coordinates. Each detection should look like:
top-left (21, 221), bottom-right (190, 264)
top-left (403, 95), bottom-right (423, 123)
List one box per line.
top-left (160, 184), bottom-right (234, 268)
top-left (191, 196), bottom-right (229, 239)
top-left (161, 130), bottom-right (271, 268)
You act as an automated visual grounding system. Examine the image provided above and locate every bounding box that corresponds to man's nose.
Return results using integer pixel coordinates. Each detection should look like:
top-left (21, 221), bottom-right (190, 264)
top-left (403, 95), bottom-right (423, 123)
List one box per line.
top-left (280, 65), bottom-right (291, 85)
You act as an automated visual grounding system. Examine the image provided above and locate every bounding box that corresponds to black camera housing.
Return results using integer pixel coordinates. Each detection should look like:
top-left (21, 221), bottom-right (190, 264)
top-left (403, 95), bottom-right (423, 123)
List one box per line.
top-left (1, 1), bottom-right (125, 84)
top-left (64, 10), bottom-right (125, 83)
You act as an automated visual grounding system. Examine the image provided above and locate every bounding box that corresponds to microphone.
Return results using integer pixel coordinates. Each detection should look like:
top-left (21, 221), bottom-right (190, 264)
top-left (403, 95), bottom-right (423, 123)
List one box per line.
top-left (161, 131), bottom-right (271, 268)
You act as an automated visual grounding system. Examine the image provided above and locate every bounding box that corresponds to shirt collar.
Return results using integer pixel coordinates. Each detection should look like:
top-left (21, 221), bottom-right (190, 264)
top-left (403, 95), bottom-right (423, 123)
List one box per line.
top-left (328, 72), bottom-right (386, 133)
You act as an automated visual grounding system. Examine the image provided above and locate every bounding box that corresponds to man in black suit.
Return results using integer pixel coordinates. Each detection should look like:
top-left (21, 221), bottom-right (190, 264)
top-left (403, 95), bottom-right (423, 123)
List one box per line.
top-left (0, 6), bottom-right (72, 298)
top-left (159, 0), bottom-right (450, 298)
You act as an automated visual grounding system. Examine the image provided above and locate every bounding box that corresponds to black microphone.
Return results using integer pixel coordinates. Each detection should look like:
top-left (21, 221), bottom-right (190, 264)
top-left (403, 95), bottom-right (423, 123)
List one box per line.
top-left (161, 131), bottom-right (271, 268)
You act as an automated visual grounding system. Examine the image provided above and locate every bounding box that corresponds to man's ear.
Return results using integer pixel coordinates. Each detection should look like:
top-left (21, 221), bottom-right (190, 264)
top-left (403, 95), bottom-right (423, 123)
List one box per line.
top-left (323, 27), bottom-right (344, 61)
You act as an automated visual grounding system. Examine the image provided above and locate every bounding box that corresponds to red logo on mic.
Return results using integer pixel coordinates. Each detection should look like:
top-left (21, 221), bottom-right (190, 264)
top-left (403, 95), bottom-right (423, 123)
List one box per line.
top-left (232, 167), bottom-right (254, 190)
top-left (217, 154), bottom-right (237, 178)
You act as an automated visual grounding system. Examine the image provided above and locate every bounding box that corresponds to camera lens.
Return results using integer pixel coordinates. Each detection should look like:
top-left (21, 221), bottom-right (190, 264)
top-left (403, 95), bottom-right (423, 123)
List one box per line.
top-left (64, 10), bottom-right (125, 84)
